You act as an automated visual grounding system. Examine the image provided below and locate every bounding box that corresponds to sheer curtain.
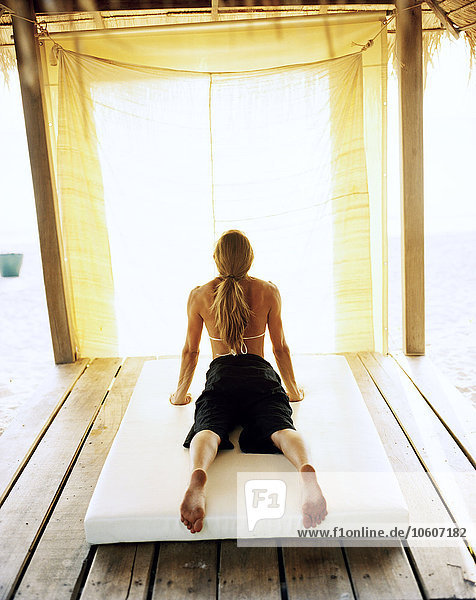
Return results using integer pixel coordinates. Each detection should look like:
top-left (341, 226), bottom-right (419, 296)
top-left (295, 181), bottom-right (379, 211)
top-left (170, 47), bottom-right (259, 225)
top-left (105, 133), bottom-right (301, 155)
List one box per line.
top-left (39, 14), bottom-right (387, 358)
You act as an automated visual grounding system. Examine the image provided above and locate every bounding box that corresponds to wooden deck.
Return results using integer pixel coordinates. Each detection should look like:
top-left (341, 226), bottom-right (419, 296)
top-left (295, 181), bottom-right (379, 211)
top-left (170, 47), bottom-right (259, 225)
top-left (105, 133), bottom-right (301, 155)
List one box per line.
top-left (0, 353), bottom-right (475, 600)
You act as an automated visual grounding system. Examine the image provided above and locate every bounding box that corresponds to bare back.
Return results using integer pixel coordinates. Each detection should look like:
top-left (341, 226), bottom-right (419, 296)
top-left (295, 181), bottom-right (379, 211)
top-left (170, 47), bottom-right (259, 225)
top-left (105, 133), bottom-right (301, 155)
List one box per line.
top-left (192, 276), bottom-right (275, 358)
top-left (175, 274), bottom-right (299, 403)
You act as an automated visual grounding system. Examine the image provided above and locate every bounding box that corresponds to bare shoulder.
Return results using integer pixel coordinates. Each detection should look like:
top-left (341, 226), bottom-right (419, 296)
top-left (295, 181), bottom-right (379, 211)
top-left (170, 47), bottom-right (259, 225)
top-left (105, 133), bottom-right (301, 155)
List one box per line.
top-left (188, 284), bottom-right (202, 298)
top-left (247, 277), bottom-right (281, 312)
top-left (186, 283), bottom-right (206, 308)
top-left (260, 279), bottom-right (281, 303)
top-left (248, 276), bottom-right (277, 292)
top-left (189, 279), bottom-right (216, 295)
top-left (265, 280), bottom-right (279, 293)
top-left (187, 279), bottom-right (218, 308)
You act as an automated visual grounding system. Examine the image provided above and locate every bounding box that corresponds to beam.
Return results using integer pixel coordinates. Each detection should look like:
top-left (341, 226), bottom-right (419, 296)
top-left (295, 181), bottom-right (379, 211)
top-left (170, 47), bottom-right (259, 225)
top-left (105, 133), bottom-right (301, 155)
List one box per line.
top-left (11, 0), bottom-right (76, 363)
top-left (425, 0), bottom-right (459, 38)
top-left (396, 0), bottom-right (425, 355)
top-left (33, 0), bottom-right (396, 13)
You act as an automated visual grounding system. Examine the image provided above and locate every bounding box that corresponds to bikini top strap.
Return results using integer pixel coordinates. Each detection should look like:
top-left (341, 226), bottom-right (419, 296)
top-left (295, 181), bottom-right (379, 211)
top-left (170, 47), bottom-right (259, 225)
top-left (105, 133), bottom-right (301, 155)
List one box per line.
top-left (209, 330), bottom-right (266, 342)
top-left (242, 331), bottom-right (266, 340)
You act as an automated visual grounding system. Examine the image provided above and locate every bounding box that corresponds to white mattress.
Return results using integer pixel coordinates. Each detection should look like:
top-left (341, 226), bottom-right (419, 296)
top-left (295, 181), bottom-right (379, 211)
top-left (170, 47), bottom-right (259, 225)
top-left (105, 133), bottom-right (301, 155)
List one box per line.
top-left (84, 355), bottom-right (409, 543)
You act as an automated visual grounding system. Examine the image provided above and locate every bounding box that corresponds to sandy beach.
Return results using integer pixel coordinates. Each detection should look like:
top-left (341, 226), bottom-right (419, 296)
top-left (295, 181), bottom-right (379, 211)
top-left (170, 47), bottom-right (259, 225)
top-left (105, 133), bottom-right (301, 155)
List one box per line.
top-left (0, 239), bottom-right (54, 435)
top-left (1, 231), bottom-right (475, 436)
top-left (388, 231), bottom-right (476, 406)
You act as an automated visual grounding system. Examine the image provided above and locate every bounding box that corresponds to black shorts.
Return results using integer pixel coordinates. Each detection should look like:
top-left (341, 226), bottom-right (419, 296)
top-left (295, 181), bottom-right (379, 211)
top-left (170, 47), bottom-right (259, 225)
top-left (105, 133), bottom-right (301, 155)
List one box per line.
top-left (183, 353), bottom-right (296, 454)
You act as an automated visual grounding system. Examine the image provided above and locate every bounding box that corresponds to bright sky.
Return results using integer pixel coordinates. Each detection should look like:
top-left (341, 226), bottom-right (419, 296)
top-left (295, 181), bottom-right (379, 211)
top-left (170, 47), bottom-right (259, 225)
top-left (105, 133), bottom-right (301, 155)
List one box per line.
top-left (386, 36), bottom-right (476, 236)
top-left (0, 71), bottom-right (38, 249)
top-left (1, 34), bottom-right (475, 249)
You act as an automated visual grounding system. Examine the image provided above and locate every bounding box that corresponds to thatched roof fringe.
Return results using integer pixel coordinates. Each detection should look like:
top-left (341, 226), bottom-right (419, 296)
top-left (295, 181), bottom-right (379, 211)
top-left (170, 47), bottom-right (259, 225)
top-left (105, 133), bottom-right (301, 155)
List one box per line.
top-left (387, 28), bottom-right (449, 83)
top-left (0, 16), bottom-right (15, 85)
top-left (466, 28), bottom-right (476, 65)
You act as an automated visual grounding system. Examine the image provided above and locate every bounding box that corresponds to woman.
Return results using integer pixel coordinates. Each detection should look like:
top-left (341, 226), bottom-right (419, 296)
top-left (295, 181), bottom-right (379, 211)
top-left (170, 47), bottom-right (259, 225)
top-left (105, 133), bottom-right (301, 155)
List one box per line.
top-left (170, 230), bottom-right (327, 534)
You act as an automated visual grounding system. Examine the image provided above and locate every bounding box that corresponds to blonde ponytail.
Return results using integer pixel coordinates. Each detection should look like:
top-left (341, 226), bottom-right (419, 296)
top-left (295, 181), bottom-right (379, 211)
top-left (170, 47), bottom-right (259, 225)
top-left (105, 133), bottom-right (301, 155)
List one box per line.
top-left (211, 231), bottom-right (254, 354)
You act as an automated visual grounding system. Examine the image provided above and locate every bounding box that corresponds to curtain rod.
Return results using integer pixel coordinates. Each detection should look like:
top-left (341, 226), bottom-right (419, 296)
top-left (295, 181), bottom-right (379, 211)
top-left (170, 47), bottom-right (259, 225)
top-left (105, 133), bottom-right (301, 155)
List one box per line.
top-left (44, 11), bottom-right (388, 40)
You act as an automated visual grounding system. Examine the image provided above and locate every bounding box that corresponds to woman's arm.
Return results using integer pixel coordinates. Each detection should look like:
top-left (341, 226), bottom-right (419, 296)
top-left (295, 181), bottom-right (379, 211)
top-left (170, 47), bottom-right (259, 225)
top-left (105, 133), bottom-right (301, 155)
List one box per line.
top-left (170, 287), bottom-right (203, 405)
top-left (267, 283), bottom-right (304, 402)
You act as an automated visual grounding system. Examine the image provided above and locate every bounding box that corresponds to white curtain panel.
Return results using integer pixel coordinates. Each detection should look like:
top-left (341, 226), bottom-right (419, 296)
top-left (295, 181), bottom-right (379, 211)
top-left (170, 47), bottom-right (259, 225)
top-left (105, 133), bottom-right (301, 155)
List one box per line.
top-left (41, 15), bottom-right (387, 357)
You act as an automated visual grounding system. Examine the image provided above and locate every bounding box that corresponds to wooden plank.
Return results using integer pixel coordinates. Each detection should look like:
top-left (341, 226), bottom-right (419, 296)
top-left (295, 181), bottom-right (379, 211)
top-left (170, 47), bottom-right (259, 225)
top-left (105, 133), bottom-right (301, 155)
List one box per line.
top-left (392, 352), bottom-right (476, 465)
top-left (396, 0), bottom-right (425, 355)
top-left (0, 358), bottom-right (121, 600)
top-left (283, 546), bottom-right (355, 600)
top-left (14, 357), bottom-right (152, 600)
top-left (11, 0), bottom-right (75, 364)
top-left (79, 543), bottom-right (155, 600)
top-left (0, 359), bottom-right (89, 505)
top-left (346, 353), bottom-right (476, 599)
top-left (152, 541), bottom-right (217, 599)
top-left (360, 352), bottom-right (476, 551)
top-left (218, 540), bottom-right (281, 600)
top-left (343, 546), bottom-right (422, 599)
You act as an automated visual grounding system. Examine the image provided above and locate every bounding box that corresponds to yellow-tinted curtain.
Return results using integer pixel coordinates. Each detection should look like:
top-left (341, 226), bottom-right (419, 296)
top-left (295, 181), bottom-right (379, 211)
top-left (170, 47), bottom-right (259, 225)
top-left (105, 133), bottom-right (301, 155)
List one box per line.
top-left (40, 15), bottom-right (387, 357)
top-left (329, 54), bottom-right (374, 349)
top-left (56, 50), bottom-right (119, 357)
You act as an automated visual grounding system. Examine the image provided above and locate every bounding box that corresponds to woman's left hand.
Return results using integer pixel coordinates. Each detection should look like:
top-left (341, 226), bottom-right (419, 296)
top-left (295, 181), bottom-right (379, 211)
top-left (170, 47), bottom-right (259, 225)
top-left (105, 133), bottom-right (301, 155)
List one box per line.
top-left (288, 386), bottom-right (305, 402)
top-left (169, 392), bottom-right (192, 405)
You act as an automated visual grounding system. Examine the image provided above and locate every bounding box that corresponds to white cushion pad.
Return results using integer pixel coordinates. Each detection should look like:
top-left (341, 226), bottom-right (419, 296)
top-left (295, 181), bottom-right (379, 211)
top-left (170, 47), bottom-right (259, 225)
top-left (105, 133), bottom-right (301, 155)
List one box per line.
top-left (84, 355), bottom-right (409, 543)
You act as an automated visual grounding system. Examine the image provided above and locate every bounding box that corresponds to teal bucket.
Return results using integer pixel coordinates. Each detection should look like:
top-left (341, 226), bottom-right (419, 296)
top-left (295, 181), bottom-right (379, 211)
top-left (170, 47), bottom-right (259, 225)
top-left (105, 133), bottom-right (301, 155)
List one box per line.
top-left (0, 253), bottom-right (24, 277)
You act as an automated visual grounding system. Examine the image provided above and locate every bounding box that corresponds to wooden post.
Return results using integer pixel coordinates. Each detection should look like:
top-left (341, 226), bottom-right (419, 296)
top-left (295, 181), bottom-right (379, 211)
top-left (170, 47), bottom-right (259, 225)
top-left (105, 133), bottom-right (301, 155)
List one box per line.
top-left (396, 0), bottom-right (425, 355)
top-left (11, 0), bottom-right (76, 363)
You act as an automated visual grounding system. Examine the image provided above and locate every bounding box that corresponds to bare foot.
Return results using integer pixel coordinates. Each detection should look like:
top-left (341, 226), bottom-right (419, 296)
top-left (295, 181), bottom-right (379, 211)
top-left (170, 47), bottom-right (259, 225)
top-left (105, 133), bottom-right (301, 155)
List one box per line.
top-left (180, 468), bottom-right (207, 533)
top-left (299, 464), bottom-right (328, 528)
